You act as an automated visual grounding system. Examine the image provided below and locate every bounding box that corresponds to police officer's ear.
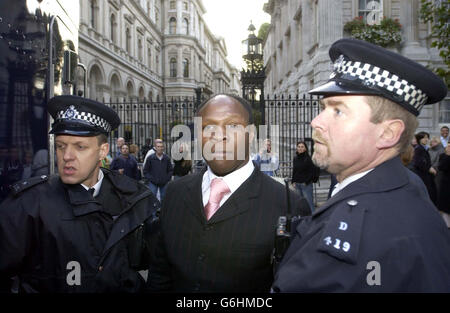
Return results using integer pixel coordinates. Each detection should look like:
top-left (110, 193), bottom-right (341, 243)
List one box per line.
top-left (96, 134), bottom-right (110, 160)
top-left (99, 142), bottom-right (109, 160)
top-left (375, 119), bottom-right (405, 150)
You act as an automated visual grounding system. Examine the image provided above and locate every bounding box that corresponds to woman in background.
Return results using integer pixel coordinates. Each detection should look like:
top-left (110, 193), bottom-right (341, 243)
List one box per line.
top-left (292, 141), bottom-right (315, 212)
top-left (412, 131), bottom-right (437, 204)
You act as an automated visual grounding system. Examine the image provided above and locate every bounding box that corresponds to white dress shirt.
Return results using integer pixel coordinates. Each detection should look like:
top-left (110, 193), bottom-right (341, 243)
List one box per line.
top-left (81, 169), bottom-right (104, 197)
top-left (441, 136), bottom-right (448, 148)
top-left (202, 159), bottom-right (255, 208)
top-left (331, 168), bottom-right (374, 197)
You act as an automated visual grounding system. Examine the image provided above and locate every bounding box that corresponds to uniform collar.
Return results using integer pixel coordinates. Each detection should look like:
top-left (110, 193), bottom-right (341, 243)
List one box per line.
top-left (80, 169), bottom-right (104, 197)
top-left (315, 156), bottom-right (408, 217)
top-left (331, 168), bottom-right (374, 197)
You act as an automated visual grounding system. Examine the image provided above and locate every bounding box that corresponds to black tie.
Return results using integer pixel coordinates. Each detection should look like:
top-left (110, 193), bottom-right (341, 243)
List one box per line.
top-left (88, 188), bottom-right (95, 197)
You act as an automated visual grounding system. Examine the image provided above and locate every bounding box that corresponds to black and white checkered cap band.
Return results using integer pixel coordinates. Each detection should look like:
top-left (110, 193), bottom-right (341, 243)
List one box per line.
top-left (55, 106), bottom-right (111, 132)
top-left (333, 56), bottom-right (428, 112)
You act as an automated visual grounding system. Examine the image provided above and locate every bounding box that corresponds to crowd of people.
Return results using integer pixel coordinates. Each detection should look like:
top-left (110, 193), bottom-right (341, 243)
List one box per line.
top-left (100, 137), bottom-right (192, 202)
top-left (403, 126), bottom-right (450, 227)
top-left (1, 38), bottom-right (450, 293)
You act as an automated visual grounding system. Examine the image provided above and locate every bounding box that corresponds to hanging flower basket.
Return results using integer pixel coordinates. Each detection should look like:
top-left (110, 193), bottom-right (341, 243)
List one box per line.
top-left (343, 16), bottom-right (402, 48)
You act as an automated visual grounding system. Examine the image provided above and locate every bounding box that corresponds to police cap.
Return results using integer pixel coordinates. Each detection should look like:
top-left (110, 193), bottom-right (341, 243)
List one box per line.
top-left (309, 38), bottom-right (448, 116)
top-left (48, 95), bottom-right (120, 136)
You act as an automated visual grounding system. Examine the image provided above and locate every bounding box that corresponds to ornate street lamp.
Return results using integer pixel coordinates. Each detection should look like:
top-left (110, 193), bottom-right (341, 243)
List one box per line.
top-left (241, 22), bottom-right (265, 125)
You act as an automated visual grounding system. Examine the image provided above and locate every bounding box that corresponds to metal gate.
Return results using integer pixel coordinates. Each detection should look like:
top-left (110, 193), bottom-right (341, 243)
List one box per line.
top-left (104, 94), bottom-right (321, 170)
top-left (104, 97), bottom-right (197, 162)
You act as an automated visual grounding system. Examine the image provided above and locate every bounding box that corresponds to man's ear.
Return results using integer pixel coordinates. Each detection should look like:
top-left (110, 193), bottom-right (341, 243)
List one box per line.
top-left (376, 119), bottom-right (405, 149)
top-left (99, 142), bottom-right (109, 160)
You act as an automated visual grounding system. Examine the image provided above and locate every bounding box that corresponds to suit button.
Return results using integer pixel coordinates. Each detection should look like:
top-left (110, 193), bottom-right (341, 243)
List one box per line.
top-left (194, 283), bottom-right (200, 291)
top-left (204, 226), bottom-right (212, 231)
top-left (198, 253), bottom-right (205, 261)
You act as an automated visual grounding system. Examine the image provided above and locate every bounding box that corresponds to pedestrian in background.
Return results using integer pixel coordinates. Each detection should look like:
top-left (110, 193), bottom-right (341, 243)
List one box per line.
top-left (412, 131), bottom-right (437, 204)
top-left (143, 139), bottom-right (172, 201)
top-left (110, 144), bottom-right (139, 180)
top-left (437, 144), bottom-right (450, 228)
top-left (173, 142), bottom-right (192, 180)
top-left (292, 141), bottom-right (315, 212)
top-left (114, 137), bottom-right (125, 158)
top-left (429, 135), bottom-right (445, 189)
top-left (440, 126), bottom-right (449, 148)
top-left (254, 139), bottom-right (279, 176)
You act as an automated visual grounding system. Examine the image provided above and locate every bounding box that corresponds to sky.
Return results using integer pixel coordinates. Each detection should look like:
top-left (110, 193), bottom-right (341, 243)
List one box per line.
top-left (202, 0), bottom-right (271, 70)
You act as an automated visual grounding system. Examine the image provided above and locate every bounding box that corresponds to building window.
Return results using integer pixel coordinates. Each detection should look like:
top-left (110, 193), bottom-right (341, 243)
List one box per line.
top-left (439, 98), bottom-right (450, 124)
top-left (183, 1), bottom-right (188, 10)
top-left (110, 13), bottom-right (116, 43)
top-left (183, 58), bottom-right (189, 77)
top-left (170, 58), bottom-right (177, 77)
top-left (138, 39), bottom-right (143, 61)
top-left (90, 0), bottom-right (97, 29)
top-left (156, 54), bottom-right (159, 74)
top-left (147, 46), bottom-right (152, 68)
top-left (126, 28), bottom-right (131, 53)
top-left (358, 0), bottom-right (383, 25)
top-left (170, 1), bottom-right (176, 10)
top-left (169, 17), bottom-right (177, 34)
top-left (182, 18), bottom-right (189, 35)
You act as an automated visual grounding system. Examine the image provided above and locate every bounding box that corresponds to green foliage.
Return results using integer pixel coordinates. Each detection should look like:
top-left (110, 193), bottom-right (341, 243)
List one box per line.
top-left (420, 0), bottom-right (450, 87)
top-left (258, 23), bottom-right (271, 41)
top-left (343, 16), bottom-right (402, 48)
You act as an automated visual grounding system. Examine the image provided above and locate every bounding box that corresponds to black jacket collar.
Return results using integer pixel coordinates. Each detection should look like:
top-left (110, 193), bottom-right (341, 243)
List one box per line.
top-left (314, 156), bottom-right (408, 217)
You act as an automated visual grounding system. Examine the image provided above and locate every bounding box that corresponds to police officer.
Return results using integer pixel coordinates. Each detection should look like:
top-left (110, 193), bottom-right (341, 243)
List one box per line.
top-left (0, 95), bottom-right (159, 292)
top-left (272, 38), bottom-right (450, 292)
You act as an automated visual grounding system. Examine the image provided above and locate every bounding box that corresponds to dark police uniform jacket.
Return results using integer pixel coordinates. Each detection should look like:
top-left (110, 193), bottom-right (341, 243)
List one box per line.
top-left (148, 166), bottom-right (309, 292)
top-left (0, 168), bottom-right (159, 293)
top-left (272, 157), bottom-right (450, 292)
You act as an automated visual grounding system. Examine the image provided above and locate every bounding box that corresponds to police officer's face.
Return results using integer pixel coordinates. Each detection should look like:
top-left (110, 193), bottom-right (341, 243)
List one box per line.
top-left (55, 135), bottom-right (109, 187)
top-left (199, 95), bottom-right (252, 176)
top-left (311, 95), bottom-right (380, 181)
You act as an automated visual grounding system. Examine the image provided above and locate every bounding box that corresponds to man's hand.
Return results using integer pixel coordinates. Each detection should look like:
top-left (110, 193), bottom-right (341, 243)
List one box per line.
top-left (118, 169), bottom-right (124, 175)
top-left (429, 167), bottom-right (437, 175)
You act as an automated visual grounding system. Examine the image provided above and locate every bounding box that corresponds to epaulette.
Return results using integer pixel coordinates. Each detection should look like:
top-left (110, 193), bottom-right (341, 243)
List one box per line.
top-left (11, 175), bottom-right (49, 197)
top-left (316, 199), bottom-right (366, 264)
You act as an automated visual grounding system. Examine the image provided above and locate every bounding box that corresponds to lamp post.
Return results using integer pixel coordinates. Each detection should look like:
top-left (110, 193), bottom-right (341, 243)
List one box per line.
top-left (240, 22), bottom-right (265, 125)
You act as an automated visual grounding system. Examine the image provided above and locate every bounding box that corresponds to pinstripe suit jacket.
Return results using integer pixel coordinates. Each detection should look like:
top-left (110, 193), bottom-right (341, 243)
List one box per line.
top-left (147, 165), bottom-right (307, 292)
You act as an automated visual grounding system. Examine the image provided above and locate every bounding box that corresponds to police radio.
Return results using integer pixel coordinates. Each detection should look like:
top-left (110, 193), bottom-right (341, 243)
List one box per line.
top-left (271, 179), bottom-right (302, 273)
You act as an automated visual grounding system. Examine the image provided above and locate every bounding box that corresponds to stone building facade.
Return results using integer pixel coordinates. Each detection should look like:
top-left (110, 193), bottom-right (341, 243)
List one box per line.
top-left (78, 0), bottom-right (240, 102)
top-left (263, 0), bottom-right (449, 134)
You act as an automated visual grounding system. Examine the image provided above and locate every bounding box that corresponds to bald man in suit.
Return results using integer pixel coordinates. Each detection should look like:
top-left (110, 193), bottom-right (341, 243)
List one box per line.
top-left (147, 94), bottom-right (310, 292)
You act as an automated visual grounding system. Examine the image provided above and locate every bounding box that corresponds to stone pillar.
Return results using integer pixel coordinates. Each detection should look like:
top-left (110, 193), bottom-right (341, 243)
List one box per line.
top-left (80, 0), bottom-right (88, 32)
top-left (400, 0), bottom-right (428, 60)
top-left (178, 46), bottom-right (183, 80)
top-left (317, 0), bottom-right (342, 49)
top-left (177, 0), bottom-right (182, 34)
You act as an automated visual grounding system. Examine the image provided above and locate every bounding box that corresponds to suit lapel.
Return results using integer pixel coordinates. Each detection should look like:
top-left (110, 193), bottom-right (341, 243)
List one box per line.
top-left (184, 169), bottom-right (207, 221)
